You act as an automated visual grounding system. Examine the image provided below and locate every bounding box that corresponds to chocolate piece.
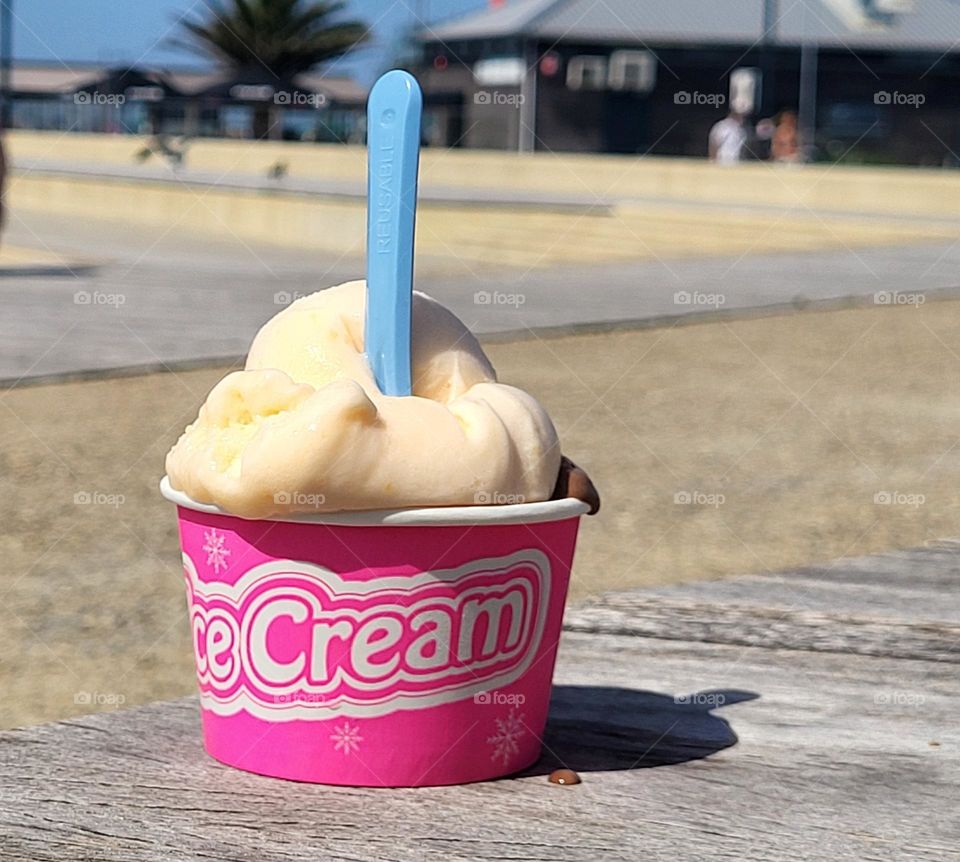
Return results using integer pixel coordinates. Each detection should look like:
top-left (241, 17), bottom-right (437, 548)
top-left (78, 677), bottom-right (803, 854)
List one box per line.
top-left (548, 768), bottom-right (581, 785)
top-left (551, 456), bottom-right (600, 515)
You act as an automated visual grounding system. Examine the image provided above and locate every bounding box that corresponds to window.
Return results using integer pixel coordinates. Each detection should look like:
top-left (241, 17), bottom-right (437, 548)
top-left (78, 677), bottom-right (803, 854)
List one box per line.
top-left (608, 50), bottom-right (656, 93)
top-left (566, 56), bottom-right (607, 91)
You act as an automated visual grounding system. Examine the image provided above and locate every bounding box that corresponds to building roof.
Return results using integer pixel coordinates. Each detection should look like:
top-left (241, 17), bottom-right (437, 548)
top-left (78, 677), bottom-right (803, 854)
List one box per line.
top-left (185, 70), bottom-right (367, 103)
top-left (425, 0), bottom-right (960, 51)
top-left (9, 61), bottom-right (366, 103)
top-left (294, 72), bottom-right (367, 103)
top-left (11, 64), bottom-right (105, 95)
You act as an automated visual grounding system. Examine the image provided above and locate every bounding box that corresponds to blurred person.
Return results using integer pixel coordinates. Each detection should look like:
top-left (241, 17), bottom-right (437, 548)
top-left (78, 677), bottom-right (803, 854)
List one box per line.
top-left (708, 112), bottom-right (747, 165)
top-left (771, 110), bottom-right (801, 163)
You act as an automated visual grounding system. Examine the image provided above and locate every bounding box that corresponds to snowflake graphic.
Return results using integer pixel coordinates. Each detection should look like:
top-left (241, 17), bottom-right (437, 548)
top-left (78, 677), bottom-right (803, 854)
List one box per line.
top-left (330, 721), bottom-right (363, 755)
top-left (487, 708), bottom-right (526, 765)
top-left (201, 528), bottom-right (231, 573)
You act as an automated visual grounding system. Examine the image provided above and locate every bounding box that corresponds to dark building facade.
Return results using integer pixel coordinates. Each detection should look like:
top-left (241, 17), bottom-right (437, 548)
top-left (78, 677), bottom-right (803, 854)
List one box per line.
top-left (8, 62), bottom-right (366, 142)
top-left (416, 0), bottom-right (960, 165)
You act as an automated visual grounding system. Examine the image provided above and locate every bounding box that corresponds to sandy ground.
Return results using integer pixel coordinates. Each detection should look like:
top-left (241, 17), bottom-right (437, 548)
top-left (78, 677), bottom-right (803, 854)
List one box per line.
top-left (4, 299), bottom-right (960, 727)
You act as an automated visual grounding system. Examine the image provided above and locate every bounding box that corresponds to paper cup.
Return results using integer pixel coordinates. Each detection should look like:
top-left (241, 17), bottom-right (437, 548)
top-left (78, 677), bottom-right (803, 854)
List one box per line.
top-left (160, 477), bottom-right (588, 786)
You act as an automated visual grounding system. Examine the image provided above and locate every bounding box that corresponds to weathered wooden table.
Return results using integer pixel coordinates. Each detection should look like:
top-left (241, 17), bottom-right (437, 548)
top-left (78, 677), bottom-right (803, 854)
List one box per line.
top-left (2, 544), bottom-right (957, 860)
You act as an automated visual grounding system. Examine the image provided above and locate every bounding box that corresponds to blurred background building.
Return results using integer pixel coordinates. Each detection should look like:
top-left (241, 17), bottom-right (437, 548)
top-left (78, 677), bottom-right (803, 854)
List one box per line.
top-left (2, 0), bottom-right (960, 164)
top-left (7, 63), bottom-right (366, 142)
top-left (416, 0), bottom-right (960, 164)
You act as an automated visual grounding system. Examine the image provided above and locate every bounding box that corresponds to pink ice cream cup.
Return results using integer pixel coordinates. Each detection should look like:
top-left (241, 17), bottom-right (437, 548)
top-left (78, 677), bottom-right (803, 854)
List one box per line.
top-left (160, 477), bottom-right (589, 786)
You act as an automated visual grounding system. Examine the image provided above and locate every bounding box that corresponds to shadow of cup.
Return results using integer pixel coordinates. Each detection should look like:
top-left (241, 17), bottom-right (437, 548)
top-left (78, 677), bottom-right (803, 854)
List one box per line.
top-left (524, 685), bottom-right (759, 775)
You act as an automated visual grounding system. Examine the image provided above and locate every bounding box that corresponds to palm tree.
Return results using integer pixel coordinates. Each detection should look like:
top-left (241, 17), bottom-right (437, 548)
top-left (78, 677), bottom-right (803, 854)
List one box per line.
top-left (174, 0), bottom-right (369, 138)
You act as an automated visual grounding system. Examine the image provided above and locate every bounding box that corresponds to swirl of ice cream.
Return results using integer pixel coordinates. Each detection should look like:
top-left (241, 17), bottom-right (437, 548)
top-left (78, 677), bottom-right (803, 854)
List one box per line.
top-left (165, 281), bottom-right (562, 518)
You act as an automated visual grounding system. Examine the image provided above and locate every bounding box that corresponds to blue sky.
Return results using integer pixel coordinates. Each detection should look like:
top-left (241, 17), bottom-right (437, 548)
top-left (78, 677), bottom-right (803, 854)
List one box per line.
top-left (10, 0), bottom-right (486, 82)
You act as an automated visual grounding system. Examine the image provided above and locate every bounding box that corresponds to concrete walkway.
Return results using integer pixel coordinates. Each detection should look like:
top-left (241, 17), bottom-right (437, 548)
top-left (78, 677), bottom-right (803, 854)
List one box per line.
top-left (2, 208), bottom-right (959, 383)
top-left (22, 156), bottom-right (960, 225)
top-left (14, 157), bottom-right (617, 211)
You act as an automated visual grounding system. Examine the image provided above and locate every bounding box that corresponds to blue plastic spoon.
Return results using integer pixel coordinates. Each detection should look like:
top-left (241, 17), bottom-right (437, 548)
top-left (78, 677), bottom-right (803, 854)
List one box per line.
top-left (364, 70), bottom-right (423, 396)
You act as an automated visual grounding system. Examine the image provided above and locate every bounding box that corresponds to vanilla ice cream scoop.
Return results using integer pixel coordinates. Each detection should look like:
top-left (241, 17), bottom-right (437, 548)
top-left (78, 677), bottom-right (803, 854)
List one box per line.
top-left (165, 281), bottom-right (562, 518)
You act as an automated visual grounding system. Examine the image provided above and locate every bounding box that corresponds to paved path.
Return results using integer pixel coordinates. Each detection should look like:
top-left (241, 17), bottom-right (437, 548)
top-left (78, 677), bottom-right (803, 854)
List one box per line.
top-left (1, 542), bottom-right (956, 859)
top-left (3, 209), bottom-right (959, 383)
